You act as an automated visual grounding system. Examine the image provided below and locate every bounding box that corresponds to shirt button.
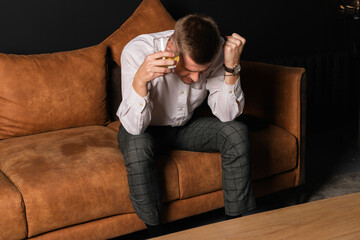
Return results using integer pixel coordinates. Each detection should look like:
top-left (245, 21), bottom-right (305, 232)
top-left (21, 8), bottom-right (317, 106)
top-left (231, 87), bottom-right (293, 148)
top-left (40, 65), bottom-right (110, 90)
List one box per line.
top-left (178, 107), bottom-right (183, 111)
top-left (180, 91), bottom-right (184, 94)
top-left (229, 91), bottom-right (233, 94)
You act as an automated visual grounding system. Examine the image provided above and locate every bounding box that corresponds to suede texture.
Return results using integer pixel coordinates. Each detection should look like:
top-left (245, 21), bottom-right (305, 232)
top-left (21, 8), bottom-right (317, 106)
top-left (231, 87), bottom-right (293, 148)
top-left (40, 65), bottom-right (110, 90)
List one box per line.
top-left (27, 191), bottom-right (224, 240)
top-left (157, 154), bottom-right (180, 202)
top-left (162, 190), bottom-right (224, 224)
top-left (171, 151), bottom-right (222, 200)
top-left (0, 125), bottom-right (180, 237)
top-left (0, 44), bottom-right (108, 140)
top-left (107, 120), bottom-right (121, 132)
top-left (241, 60), bottom-right (305, 141)
top-left (102, 0), bottom-right (176, 66)
top-left (27, 213), bottom-right (145, 240)
top-left (0, 126), bottom-right (128, 237)
top-left (26, 168), bottom-right (297, 240)
top-left (168, 123), bottom-right (297, 199)
top-left (0, 171), bottom-right (27, 240)
top-left (0, 122), bottom-right (298, 237)
top-left (26, 171), bottom-right (299, 240)
top-left (253, 170), bottom-right (298, 197)
top-left (250, 124), bottom-right (297, 180)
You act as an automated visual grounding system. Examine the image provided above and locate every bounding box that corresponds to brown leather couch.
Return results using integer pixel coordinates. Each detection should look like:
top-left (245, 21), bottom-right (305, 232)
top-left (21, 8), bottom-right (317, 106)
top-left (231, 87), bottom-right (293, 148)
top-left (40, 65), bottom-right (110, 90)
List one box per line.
top-left (0, 0), bottom-right (306, 239)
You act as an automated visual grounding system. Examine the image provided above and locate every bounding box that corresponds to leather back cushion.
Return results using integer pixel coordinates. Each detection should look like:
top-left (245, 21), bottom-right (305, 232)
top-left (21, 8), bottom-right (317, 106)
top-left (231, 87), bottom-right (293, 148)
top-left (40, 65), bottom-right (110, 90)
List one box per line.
top-left (103, 0), bottom-right (176, 66)
top-left (0, 44), bottom-right (109, 139)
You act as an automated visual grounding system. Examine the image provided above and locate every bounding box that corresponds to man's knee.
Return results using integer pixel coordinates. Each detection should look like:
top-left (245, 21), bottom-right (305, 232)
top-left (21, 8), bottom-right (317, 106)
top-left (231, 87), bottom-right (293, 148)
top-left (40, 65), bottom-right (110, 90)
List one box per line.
top-left (117, 126), bottom-right (156, 164)
top-left (218, 121), bottom-right (250, 169)
top-left (218, 120), bottom-right (249, 146)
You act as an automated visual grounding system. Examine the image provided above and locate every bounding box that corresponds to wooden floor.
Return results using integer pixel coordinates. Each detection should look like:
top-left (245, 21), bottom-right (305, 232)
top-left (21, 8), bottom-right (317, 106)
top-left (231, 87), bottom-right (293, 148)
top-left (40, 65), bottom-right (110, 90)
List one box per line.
top-left (152, 192), bottom-right (360, 240)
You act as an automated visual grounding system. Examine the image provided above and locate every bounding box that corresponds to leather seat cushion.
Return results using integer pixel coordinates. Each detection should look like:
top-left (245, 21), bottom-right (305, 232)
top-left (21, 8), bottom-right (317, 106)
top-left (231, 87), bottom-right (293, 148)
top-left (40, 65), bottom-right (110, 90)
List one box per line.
top-left (170, 123), bottom-right (297, 199)
top-left (250, 124), bottom-right (298, 180)
top-left (0, 126), bottom-right (179, 237)
top-left (0, 122), bottom-right (297, 236)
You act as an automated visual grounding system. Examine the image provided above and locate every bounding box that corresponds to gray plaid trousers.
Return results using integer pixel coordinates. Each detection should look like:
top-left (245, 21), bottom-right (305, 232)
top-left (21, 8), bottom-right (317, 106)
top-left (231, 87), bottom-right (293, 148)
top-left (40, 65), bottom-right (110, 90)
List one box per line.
top-left (117, 117), bottom-right (256, 225)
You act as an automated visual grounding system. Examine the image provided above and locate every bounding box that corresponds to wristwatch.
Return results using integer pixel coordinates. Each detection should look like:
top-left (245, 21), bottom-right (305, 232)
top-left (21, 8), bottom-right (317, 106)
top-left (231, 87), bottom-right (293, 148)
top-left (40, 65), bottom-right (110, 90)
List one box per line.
top-left (224, 63), bottom-right (241, 76)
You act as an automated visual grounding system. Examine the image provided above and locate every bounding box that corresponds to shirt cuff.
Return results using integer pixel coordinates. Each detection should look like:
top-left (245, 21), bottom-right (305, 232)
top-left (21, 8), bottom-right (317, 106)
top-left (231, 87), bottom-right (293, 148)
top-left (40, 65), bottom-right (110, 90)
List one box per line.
top-left (222, 77), bottom-right (241, 99)
top-left (129, 87), bottom-right (150, 115)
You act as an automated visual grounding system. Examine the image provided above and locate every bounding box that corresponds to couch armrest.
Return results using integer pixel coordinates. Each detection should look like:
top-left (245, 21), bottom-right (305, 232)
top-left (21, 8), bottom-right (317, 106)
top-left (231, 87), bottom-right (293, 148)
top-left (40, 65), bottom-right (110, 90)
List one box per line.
top-left (241, 60), bottom-right (306, 140)
top-left (241, 60), bottom-right (306, 185)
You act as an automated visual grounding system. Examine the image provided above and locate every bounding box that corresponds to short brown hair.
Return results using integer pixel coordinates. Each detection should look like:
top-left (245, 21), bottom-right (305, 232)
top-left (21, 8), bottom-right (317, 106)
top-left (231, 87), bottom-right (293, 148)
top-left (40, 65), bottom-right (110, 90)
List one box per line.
top-left (174, 14), bottom-right (221, 65)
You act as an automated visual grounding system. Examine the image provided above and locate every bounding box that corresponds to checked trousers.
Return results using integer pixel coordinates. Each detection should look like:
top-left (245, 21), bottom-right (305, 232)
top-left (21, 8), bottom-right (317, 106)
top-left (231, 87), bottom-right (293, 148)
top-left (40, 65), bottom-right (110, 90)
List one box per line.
top-left (117, 117), bottom-right (256, 225)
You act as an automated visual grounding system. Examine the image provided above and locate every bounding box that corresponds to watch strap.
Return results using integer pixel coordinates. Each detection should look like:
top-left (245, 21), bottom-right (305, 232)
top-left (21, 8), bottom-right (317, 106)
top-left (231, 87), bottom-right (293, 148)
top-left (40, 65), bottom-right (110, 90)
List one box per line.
top-left (223, 64), bottom-right (235, 73)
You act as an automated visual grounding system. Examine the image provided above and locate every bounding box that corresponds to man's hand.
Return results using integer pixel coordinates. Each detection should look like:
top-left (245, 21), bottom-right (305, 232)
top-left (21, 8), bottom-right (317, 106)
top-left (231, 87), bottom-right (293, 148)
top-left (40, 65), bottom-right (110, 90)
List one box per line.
top-left (223, 33), bottom-right (246, 70)
top-left (223, 33), bottom-right (245, 85)
top-left (133, 51), bottom-right (177, 97)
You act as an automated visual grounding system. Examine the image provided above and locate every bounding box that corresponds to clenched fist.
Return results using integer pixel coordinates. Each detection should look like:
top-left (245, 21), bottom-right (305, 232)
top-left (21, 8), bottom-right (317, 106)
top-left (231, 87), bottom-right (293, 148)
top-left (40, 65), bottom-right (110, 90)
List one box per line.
top-left (223, 33), bottom-right (246, 70)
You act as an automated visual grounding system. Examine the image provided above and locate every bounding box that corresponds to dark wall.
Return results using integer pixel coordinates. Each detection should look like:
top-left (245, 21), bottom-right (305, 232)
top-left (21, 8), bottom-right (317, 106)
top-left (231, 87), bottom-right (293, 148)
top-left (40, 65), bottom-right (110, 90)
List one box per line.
top-left (163, 0), bottom-right (341, 61)
top-left (0, 1), bottom-right (142, 54)
top-left (0, 0), bottom-right (339, 60)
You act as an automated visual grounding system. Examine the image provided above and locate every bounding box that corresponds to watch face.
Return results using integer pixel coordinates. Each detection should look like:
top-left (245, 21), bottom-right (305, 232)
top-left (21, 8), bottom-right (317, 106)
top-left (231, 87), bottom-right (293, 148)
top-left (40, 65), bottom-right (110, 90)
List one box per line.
top-left (233, 64), bottom-right (241, 74)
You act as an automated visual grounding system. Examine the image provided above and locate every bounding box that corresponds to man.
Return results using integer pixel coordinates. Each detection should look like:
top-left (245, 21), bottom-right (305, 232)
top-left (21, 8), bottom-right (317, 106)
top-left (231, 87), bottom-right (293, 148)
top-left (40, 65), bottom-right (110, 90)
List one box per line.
top-left (116, 14), bottom-right (256, 236)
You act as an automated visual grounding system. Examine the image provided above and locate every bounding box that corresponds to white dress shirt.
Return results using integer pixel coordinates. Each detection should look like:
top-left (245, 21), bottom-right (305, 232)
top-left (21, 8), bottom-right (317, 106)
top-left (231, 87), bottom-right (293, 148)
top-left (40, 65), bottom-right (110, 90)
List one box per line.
top-left (116, 30), bottom-right (245, 135)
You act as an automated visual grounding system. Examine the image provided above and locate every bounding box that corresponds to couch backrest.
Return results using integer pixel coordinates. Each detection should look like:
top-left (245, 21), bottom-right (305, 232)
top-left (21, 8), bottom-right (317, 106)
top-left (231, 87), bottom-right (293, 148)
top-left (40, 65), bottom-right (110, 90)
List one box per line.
top-left (0, 44), bottom-right (109, 140)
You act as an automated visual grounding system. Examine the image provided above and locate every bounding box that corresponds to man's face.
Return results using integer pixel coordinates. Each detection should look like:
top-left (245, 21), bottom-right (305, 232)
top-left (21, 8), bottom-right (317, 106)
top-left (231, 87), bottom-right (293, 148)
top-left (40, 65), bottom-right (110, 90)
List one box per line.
top-left (174, 53), bottom-right (211, 85)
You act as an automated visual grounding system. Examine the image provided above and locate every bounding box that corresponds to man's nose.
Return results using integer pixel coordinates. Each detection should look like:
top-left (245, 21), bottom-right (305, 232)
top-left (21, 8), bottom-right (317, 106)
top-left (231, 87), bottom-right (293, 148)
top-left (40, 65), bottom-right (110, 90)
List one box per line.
top-left (189, 72), bottom-right (200, 82)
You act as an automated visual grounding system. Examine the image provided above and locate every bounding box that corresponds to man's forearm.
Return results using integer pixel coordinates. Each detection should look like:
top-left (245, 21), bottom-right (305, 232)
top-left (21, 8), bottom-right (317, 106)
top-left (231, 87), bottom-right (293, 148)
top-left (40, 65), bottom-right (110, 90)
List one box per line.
top-left (133, 75), bottom-right (149, 97)
top-left (224, 73), bottom-right (240, 85)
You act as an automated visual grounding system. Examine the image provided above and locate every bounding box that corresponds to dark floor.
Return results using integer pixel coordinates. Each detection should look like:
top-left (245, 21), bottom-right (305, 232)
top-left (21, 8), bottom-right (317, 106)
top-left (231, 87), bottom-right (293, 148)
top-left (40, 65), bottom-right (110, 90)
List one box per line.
top-left (114, 119), bottom-right (360, 240)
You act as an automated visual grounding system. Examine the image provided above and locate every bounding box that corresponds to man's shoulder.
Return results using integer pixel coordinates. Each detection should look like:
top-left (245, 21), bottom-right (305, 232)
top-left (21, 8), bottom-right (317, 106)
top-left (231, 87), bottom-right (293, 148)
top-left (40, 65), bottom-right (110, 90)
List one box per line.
top-left (122, 30), bottom-right (174, 59)
top-left (125, 30), bottom-right (174, 49)
top-left (122, 35), bottom-right (151, 55)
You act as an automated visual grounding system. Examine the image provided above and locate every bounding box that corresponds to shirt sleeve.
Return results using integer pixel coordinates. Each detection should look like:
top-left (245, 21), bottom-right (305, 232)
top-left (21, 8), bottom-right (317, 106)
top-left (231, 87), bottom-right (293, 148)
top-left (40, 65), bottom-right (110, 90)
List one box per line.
top-left (205, 44), bottom-right (245, 122)
top-left (116, 40), bottom-right (153, 135)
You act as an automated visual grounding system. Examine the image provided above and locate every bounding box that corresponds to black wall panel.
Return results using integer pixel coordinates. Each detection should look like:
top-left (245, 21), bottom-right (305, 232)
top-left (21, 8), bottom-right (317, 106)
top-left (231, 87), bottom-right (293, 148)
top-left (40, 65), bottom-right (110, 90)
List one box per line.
top-left (0, 0), bottom-right (339, 61)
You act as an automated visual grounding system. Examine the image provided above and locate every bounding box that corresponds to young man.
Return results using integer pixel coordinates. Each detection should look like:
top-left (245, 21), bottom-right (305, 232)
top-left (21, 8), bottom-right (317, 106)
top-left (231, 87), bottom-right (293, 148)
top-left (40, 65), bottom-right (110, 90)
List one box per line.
top-left (116, 14), bottom-right (256, 236)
